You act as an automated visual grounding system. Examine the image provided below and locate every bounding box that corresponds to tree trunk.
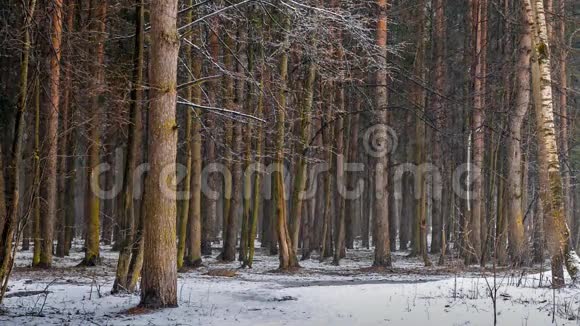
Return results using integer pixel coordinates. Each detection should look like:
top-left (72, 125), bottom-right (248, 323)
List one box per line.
top-left (320, 86), bottom-right (334, 261)
top-left (506, 3), bottom-right (532, 266)
top-left (0, 0), bottom-right (38, 302)
top-left (32, 77), bottom-right (41, 266)
top-left (290, 53), bottom-right (315, 255)
top-left (112, 0), bottom-right (144, 293)
top-left (83, 0), bottom-right (107, 266)
top-left (56, 0), bottom-right (74, 257)
top-left (245, 11), bottom-right (265, 267)
top-left (221, 27), bottom-right (241, 263)
top-left (557, 0), bottom-right (572, 239)
top-left (467, 0), bottom-right (485, 265)
top-left (430, 0), bottom-right (446, 255)
top-left (275, 13), bottom-right (299, 270)
top-left (201, 16), bottom-right (219, 257)
top-left (139, 0), bottom-right (179, 308)
top-left (411, 0), bottom-right (430, 266)
top-left (372, 0), bottom-right (392, 268)
top-left (345, 101), bottom-right (360, 250)
top-left (39, 0), bottom-right (64, 268)
top-left (526, 0), bottom-right (580, 286)
top-left (184, 5), bottom-right (203, 268)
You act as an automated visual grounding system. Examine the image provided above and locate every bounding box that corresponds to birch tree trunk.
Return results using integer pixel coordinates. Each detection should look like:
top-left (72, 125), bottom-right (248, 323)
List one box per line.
top-left (525, 0), bottom-right (580, 287)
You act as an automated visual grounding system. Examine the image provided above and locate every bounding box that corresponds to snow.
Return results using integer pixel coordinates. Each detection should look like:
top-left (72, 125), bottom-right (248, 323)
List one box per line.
top-left (2, 244), bottom-right (580, 325)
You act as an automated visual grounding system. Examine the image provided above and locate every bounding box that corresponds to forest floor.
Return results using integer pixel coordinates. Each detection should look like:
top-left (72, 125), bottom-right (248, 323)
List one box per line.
top-left (1, 242), bottom-right (579, 325)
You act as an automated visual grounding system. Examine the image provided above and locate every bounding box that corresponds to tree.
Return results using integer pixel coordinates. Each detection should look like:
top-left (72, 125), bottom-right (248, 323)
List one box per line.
top-left (525, 0), bottom-right (580, 287)
top-left (112, 0), bottom-right (144, 293)
top-left (39, 0), bottom-right (64, 268)
top-left (139, 0), bottom-right (179, 308)
top-left (184, 2), bottom-right (203, 268)
top-left (83, 0), bottom-right (107, 266)
top-left (430, 0), bottom-right (446, 256)
top-left (275, 11), bottom-right (299, 270)
top-left (0, 0), bottom-right (38, 302)
top-left (372, 0), bottom-right (391, 268)
top-left (506, 0), bottom-right (532, 266)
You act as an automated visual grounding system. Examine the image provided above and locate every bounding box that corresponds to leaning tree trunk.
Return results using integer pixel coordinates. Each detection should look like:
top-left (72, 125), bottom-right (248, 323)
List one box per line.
top-left (112, 0), bottom-right (144, 293)
top-left (525, 0), bottom-right (580, 287)
top-left (0, 0), bottom-right (38, 302)
top-left (139, 0), bottom-right (179, 308)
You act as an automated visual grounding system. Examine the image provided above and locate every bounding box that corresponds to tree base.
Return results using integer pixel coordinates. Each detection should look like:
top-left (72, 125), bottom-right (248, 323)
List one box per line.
top-left (138, 297), bottom-right (178, 310)
top-left (78, 256), bottom-right (101, 267)
top-left (182, 258), bottom-right (203, 269)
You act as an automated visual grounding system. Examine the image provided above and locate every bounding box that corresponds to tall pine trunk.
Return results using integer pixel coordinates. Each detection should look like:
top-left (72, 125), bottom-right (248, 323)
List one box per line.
top-left (372, 0), bottom-right (391, 268)
top-left (39, 0), bottom-right (64, 268)
top-left (139, 0), bottom-right (179, 308)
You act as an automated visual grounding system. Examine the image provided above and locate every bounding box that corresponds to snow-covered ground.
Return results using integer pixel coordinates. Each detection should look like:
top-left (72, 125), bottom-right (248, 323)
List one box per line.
top-left (1, 244), bottom-right (579, 325)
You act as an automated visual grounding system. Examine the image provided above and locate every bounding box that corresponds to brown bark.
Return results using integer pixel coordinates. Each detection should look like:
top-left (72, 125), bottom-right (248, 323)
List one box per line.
top-left (466, 0), bottom-right (486, 265)
top-left (275, 13), bottom-right (299, 270)
top-left (139, 0), bottom-right (179, 308)
top-left (39, 0), bottom-right (64, 268)
top-left (372, 0), bottom-right (391, 268)
top-left (430, 0), bottom-right (446, 255)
